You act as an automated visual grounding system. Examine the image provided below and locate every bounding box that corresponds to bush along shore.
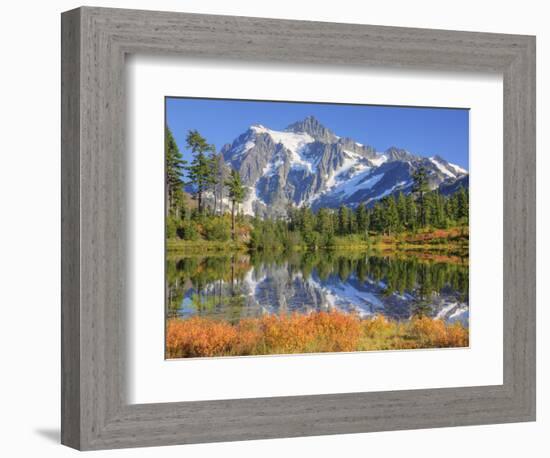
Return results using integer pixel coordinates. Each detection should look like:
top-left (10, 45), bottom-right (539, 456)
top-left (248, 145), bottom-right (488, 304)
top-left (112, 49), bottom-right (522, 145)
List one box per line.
top-left (166, 311), bottom-right (469, 358)
top-left (167, 225), bottom-right (469, 263)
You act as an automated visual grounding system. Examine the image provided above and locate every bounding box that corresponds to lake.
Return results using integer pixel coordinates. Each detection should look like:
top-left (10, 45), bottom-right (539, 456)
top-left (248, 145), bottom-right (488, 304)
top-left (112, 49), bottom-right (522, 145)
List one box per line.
top-left (166, 251), bottom-right (469, 327)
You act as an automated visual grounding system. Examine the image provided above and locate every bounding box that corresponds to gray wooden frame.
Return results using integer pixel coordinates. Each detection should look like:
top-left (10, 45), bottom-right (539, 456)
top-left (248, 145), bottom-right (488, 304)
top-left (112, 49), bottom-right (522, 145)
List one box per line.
top-left (61, 6), bottom-right (536, 451)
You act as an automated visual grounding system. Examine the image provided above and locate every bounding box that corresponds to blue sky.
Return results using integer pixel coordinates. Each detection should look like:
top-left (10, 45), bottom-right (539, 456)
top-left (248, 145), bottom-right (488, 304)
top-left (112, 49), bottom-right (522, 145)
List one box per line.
top-left (166, 97), bottom-right (469, 170)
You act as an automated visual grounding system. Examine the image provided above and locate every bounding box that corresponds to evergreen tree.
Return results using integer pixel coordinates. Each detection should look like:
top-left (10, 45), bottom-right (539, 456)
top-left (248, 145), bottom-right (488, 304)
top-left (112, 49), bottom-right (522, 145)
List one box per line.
top-left (185, 130), bottom-right (216, 214)
top-left (371, 202), bottom-right (384, 233)
top-left (165, 127), bottom-right (185, 216)
top-left (396, 192), bottom-right (407, 231)
top-left (316, 208), bottom-right (334, 239)
top-left (300, 207), bottom-right (320, 249)
top-left (225, 169), bottom-right (247, 241)
top-left (423, 192), bottom-right (434, 227)
top-left (331, 211), bottom-right (340, 236)
top-left (347, 210), bottom-right (357, 235)
top-left (434, 192), bottom-right (446, 228)
top-left (456, 186), bottom-right (469, 222)
top-left (405, 194), bottom-right (417, 231)
top-left (445, 196), bottom-right (458, 223)
top-left (338, 205), bottom-right (349, 235)
top-left (355, 203), bottom-right (369, 235)
top-left (412, 165), bottom-right (430, 227)
top-left (286, 204), bottom-right (300, 232)
top-left (384, 196), bottom-right (400, 235)
top-left (300, 207), bottom-right (315, 234)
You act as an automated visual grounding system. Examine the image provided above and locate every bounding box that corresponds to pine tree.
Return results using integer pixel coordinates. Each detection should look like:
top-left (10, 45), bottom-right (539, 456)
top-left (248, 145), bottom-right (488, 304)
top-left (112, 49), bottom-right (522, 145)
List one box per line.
top-left (456, 186), bottom-right (469, 222)
top-left (316, 208), bottom-right (334, 238)
top-left (165, 127), bottom-right (185, 217)
top-left (371, 202), bottom-right (384, 233)
top-left (423, 192), bottom-right (435, 227)
top-left (355, 203), bottom-right (369, 235)
top-left (225, 169), bottom-right (247, 240)
top-left (445, 195), bottom-right (457, 223)
top-left (338, 205), bottom-right (349, 235)
top-left (347, 210), bottom-right (357, 235)
top-left (185, 130), bottom-right (216, 214)
top-left (287, 204), bottom-right (300, 232)
top-left (385, 196), bottom-right (400, 235)
top-left (396, 192), bottom-right (407, 232)
top-left (434, 192), bottom-right (446, 228)
top-left (412, 165), bottom-right (430, 227)
top-left (300, 207), bottom-right (315, 234)
top-left (405, 193), bottom-right (417, 231)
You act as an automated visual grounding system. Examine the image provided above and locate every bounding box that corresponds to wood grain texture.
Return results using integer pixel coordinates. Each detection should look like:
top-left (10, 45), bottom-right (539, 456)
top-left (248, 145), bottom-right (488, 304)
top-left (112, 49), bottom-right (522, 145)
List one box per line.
top-left (61, 6), bottom-right (536, 450)
top-left (60, 7), bottom-right (81, 450)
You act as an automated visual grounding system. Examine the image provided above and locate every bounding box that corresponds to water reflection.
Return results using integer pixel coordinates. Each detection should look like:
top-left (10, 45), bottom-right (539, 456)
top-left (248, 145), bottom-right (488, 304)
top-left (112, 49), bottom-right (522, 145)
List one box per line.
top-left (166, 251), bottom-right (469, 327)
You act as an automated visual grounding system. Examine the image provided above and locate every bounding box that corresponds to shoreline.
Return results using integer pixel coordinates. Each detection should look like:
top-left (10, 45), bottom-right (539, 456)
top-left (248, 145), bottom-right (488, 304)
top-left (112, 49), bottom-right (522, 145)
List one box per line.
top-left (167, 227), bottom-right (469, 264)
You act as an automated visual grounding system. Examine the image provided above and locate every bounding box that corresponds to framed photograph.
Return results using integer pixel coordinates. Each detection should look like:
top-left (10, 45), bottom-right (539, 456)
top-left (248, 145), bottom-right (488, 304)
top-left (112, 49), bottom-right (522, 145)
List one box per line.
top-left (61, 6), bottom-right (536, 450)
top-left (164, 97), bottom-right (470, 359)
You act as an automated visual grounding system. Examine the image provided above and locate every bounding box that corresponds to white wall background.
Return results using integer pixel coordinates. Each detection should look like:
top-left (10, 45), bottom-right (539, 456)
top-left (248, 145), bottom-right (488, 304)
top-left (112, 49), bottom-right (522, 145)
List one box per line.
top-left (0, 1), bottom-right (546, 456)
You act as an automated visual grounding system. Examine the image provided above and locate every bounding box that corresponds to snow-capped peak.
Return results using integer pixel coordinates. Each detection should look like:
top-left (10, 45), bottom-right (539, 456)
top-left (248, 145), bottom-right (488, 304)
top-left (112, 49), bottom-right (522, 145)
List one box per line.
top-left (216, 118), bottom-right (468, 217)
top-left (285, 115), bottom-right (338, 143)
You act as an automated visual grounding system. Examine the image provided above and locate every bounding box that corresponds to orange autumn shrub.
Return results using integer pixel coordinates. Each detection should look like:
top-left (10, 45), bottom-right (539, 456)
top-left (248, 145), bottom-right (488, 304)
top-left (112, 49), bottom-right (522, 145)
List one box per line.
top-left (166, 317), bottom-right (238, 358)
top-left (261, 314), bottom-right (311, 353)
top-left (444, 321), bottom-right (469, 347)
top-left (166, 311), bottom-right (469, 358)
top-left (362, 314), bottom-right (395, 338)
top-left (229, 318), bottom-right (264, 355)
top-left (260, 311), bottom-right (362, 353)
top-left (409, 316), bottom-right (468, 348)
top-left (306, 310), bottom-right (363, 352)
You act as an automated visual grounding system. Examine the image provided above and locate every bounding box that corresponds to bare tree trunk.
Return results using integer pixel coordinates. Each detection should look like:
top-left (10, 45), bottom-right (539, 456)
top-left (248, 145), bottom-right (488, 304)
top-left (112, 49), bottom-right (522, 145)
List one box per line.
top-left (231, 200), bottom-right (236, 241)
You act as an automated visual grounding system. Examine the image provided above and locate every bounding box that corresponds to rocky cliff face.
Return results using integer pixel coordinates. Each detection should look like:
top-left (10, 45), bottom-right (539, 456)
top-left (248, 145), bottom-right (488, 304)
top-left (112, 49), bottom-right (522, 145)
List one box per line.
top-left (217, 116), bottom-right (468, 216)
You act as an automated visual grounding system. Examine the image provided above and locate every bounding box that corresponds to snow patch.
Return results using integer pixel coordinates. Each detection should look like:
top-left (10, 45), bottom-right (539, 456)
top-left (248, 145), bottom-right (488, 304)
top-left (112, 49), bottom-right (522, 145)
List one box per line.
top-left (251, 124), bottom-right (315, 172)
top-left (430, 157), bottom-right (456, 178)
top-left (447, 162), bottom-right (468, 175)
top-left (337, 170), bottom-right (383, 198)
top-left (331, 151), bottom-right (366, 179)
top-left (366, 180), bottom-right (409, 203)
top-left (370, 153), bottom-right (388, 167)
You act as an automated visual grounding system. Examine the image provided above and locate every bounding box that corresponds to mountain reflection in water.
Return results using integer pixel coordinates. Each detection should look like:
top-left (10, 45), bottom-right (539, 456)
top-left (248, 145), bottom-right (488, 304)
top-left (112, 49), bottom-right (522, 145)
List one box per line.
top-left (166, 251), bottom-right (469, 327)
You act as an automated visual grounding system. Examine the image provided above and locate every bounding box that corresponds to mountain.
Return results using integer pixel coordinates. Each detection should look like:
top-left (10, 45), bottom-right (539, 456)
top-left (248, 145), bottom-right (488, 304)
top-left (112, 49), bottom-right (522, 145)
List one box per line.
top-left (218, 116), bottom-right (468, 216)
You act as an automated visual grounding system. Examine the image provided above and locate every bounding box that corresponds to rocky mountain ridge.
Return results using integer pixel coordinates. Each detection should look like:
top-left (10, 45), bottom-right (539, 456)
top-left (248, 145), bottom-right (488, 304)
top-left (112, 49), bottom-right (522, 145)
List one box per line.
top-left (216, 115), bottom-right (468, 216)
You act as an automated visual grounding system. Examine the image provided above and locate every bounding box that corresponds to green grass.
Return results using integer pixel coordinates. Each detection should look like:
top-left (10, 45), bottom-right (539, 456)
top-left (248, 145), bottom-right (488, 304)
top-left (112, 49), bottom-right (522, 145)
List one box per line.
top-left (167, 238), bottom-right (248, 254)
